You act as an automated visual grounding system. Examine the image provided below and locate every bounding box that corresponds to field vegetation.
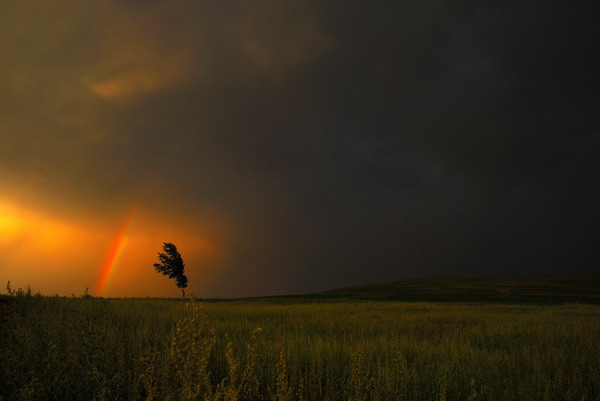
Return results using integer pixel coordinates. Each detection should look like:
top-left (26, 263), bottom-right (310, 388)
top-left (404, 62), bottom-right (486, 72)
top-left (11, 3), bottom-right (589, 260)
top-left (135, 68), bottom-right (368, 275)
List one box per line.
top-left (1, 286), bottom-right (599, 401)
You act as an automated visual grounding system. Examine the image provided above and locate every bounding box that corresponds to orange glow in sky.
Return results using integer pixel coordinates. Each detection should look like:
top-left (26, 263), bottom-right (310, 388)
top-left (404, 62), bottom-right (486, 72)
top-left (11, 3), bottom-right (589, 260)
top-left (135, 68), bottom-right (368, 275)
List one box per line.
top-left (0, 200), bottom-right (81, 253)
top-left (0, 199), bottom-right (99, 294)
top-left (0, 197), bottom-right (225, 298)
top-left (95, 208), bottom-right (137, 296)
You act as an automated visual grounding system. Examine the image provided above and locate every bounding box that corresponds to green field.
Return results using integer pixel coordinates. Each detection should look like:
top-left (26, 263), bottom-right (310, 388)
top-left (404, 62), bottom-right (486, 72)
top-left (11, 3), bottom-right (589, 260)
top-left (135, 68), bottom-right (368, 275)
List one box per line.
top-left (1, 284), bottom-right (600, 401)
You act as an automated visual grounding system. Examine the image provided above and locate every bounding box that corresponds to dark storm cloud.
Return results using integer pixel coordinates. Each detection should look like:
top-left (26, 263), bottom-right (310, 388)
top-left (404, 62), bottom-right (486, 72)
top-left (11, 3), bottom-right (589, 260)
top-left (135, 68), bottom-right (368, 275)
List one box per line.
top-left (1, 0), bottom-right (598, 295)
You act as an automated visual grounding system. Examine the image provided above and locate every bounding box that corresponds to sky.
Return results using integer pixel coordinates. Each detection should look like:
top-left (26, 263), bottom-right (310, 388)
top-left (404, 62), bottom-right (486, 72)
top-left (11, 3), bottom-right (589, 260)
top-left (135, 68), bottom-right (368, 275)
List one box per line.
top-left (1, 0), bottom-right (598, 298)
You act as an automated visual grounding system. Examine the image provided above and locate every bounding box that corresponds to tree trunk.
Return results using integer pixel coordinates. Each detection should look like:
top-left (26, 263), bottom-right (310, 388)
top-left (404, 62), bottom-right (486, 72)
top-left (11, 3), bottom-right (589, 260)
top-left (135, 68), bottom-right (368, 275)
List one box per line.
top-left (181, 288), bottom-right (186, 299)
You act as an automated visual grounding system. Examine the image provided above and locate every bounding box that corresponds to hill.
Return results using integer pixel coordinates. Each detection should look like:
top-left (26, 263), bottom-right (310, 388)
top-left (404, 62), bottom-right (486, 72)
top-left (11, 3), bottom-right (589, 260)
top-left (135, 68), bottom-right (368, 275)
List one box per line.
top-left (312, 275), bottom-right (600, 304)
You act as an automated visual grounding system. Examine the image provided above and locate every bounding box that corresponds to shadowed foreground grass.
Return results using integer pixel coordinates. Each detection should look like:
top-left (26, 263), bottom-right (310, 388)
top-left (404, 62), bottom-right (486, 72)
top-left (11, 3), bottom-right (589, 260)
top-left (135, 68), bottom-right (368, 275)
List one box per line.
top-left (1, 293), bottom-right (599, 401)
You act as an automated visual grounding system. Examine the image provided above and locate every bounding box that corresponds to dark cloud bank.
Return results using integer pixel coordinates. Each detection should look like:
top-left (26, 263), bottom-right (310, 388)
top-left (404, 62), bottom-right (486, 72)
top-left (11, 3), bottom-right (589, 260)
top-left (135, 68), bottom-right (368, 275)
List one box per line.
top-left (2, 0), bottom-right (598, 295)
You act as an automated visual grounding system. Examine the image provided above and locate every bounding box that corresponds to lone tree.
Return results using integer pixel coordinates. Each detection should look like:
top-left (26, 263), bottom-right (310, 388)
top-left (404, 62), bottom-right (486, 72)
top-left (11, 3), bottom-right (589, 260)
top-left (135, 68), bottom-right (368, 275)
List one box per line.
top-left (153, 242), bottom-right (188, 298)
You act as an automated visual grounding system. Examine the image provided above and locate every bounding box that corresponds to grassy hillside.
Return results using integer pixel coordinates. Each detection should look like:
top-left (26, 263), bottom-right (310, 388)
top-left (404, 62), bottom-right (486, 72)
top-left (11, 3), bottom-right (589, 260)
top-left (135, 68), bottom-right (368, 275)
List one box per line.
top-left (311, 276), bottom-right (600, 304)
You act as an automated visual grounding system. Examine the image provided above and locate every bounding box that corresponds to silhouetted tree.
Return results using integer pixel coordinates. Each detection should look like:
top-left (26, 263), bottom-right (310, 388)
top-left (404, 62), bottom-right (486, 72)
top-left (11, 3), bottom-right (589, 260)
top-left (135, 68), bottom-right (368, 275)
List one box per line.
top-left (153, 242), bottom-right (188, 298)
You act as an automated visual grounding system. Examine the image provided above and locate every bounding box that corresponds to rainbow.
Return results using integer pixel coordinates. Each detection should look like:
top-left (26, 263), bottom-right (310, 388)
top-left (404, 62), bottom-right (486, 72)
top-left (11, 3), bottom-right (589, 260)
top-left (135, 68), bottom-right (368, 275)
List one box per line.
top-left (95, 208), bottom-right (138, 296)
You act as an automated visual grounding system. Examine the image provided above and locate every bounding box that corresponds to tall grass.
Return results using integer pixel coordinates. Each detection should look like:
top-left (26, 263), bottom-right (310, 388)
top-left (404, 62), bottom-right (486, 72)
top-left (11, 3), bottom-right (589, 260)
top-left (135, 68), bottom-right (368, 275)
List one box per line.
top-left (1, 291), bottom-right (599, 400)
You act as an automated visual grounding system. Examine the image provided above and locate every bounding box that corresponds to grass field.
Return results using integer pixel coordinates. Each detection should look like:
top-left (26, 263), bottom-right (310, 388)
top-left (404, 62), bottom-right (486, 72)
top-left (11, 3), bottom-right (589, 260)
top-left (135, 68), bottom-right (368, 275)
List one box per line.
top-left (1, 284), bottom-right (599, 401)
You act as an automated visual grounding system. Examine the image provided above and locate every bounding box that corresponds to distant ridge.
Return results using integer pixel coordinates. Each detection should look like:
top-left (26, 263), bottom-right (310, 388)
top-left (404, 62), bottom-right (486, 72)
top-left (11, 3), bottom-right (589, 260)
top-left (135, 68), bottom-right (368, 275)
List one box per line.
top-left (314, 275), bottom-right (600, 304)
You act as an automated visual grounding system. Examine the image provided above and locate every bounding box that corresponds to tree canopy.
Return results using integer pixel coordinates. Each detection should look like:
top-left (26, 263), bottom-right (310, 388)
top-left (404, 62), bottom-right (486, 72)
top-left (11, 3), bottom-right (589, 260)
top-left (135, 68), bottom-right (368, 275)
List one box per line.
top-left (153, 242), bottom-right (188, 298)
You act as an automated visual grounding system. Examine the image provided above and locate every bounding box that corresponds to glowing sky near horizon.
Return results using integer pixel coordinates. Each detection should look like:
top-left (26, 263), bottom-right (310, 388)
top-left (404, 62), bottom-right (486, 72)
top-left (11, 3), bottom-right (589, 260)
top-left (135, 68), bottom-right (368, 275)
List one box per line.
top-left (0, 195), bottom-right (222, 298)
top-left (95, 208), bottom-right (137, 296)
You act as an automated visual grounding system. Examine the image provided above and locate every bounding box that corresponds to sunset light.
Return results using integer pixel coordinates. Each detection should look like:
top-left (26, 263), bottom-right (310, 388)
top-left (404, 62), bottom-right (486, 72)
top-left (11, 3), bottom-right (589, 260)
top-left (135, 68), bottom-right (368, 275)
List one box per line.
top-left (95, 208), bottom-right (138, 296)
top-left (0, 196), bottom-right (222, 298)
top-left (0, 200), bottom-right (78, 251)
top-left (0, 206), bottom-right (21, 237)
